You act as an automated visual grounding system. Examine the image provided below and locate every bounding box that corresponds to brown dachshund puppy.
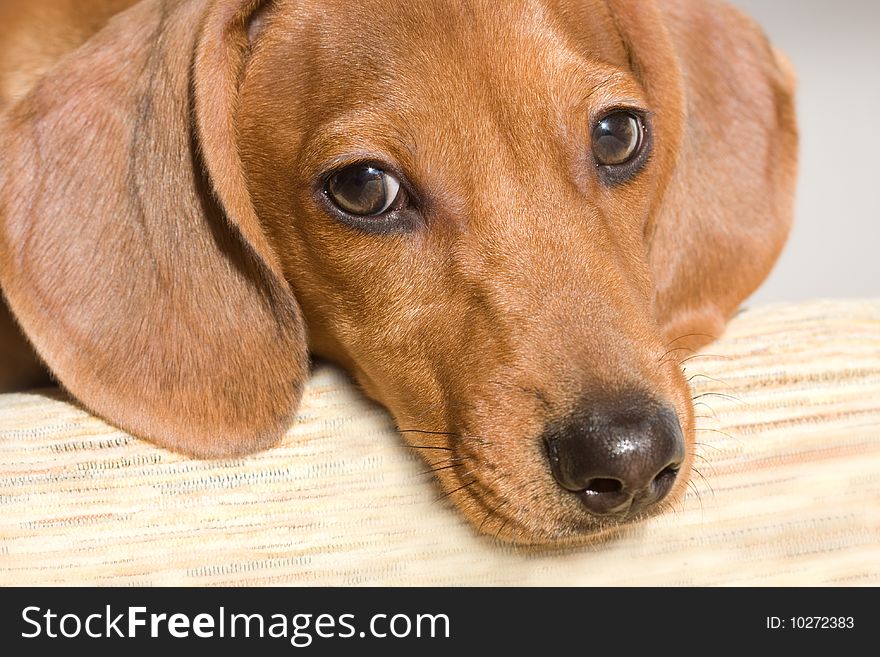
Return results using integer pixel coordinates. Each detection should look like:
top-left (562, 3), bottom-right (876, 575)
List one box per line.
top-left (0, 0), bottom-right (797, 545)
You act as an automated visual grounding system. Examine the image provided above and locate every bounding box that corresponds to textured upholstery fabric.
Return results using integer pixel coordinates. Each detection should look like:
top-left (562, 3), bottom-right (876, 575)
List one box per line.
top-left (1, 299), bottom-right (878, 585)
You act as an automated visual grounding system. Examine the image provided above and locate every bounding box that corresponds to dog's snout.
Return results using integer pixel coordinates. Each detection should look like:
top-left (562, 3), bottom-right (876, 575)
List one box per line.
top-left (545, 397), bottom-right (685, 517)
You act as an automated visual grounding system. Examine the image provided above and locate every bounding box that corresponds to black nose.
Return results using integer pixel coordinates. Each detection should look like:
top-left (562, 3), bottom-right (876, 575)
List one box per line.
top-left (544, 394), bottom-right (685, 516)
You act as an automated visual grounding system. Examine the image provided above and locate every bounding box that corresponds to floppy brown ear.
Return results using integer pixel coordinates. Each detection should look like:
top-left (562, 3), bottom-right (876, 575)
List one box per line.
top-left (0, 0), bottom-right (308, 457)
top-left (609, 0), bottom-right (798, 350)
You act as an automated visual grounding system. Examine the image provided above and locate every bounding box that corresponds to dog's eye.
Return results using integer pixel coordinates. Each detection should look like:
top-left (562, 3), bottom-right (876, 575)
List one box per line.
top-left (592, 111), bottom-right (644, 167)
top-left (326, 165), bottom-right (401, 216)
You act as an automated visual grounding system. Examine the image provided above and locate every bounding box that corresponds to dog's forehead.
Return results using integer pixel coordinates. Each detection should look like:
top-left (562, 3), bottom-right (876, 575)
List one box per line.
top-left (262, 0), bottom-right (641, 169)
top-left (272, 0), bottom-right (630, 84)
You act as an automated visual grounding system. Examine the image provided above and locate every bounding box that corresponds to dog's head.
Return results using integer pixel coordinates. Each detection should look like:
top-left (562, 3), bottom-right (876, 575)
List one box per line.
top-left (0, 0), bottom-right (796, 544)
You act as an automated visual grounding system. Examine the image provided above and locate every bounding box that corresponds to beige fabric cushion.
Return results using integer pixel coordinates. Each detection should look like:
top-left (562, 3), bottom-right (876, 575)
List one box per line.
top-left (1, 299), bottom-right (878, 585)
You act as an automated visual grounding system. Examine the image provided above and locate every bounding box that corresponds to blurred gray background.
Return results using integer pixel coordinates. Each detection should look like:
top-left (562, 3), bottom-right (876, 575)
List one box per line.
top-left (730, 0), bottom-right (880, 305)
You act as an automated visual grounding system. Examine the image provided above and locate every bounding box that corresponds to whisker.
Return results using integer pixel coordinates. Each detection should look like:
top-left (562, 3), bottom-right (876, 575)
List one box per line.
top-left (658, 346), bottom-right (694, 363)
top-left (693, 441), bottom-right (724, 453)
top-left (455, 467), bottom-right (478, 481)
top-left (470, 472), bottom-right (512, 534)
top-left (399, 428), bottom-right (492, 446)
top-left (679, 353), bottom-right (732, 366)
top-left (666, 332), bottom-right (718, 347)
top-left (659, 489), bottom-right (684, 517)
top-left (692, 392), bottom-right (743, 405)
top-left (675, 488), bottom-right (689, 516)
top-left (687, 373), bottom-right (733, 387)
top-left (686, 479), bottom-right (702, 501)
top-left (436, 480), bottom-right (476, 502)
top-left (691, 467), bottom-right (716, 500)
top-left (407, 444), bottom-right (455, 452)
top-left (494, 514), bottom-right (512, 542)
top-left (479, 500), bottom-right (511, 534)
top-left (419, 461), bottom-right (468, 476)
top-left (695, 427), bottom-right (738, 441)
top-left (692, 401), bottom-right (718, 419)
top-left (512, 505), bottom-right (527, 543)
top-left (686, 480), bottom-right (704, 519)
top-left (398, 428), bottom-right (455, 437)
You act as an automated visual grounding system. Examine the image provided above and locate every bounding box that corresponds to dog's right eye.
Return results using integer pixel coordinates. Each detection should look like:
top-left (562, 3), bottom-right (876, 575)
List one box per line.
top-left (325, 164), bottom-right (402, 216)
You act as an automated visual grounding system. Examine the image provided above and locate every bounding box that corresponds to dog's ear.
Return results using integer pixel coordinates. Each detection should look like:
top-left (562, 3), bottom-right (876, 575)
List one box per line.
top-left (0, 0), bottom-right (308, 457)
top-left (609, 0), bottom-right (798, 350)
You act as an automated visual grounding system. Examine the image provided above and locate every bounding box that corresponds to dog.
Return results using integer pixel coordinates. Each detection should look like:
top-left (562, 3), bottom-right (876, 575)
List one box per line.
top-left (0, 0), bottom-right (797, 545)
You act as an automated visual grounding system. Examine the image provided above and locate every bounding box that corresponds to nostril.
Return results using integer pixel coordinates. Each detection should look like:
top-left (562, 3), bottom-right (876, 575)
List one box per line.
top-left (654, 464), bottom-right (679, 483)
top-left (651, 464), bottom-right (679, 499)
top-left (584, 477), bottom-right (623, 494)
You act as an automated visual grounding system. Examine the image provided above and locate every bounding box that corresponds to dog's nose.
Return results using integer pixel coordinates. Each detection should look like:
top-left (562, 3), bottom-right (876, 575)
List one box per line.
top-left (545, 396), bottom-right (685, 516)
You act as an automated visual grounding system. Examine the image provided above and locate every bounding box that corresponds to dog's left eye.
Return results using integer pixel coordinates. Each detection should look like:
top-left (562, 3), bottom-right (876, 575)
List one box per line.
top-left (326, 165), bottom-right (402, 216)
top-left (591, 111), bottom-right (645, 167)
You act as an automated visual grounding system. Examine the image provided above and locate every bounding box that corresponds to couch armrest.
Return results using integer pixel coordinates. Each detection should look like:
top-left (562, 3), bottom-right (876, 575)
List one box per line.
top-left (1, 299), bottom-right (878, 585)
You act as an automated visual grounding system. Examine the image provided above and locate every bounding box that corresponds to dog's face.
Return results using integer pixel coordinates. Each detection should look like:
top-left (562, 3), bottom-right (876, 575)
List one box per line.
top-left (0, 0), bottom-right (796, 545)
top-left (237, 0), bottom-right (694, 543)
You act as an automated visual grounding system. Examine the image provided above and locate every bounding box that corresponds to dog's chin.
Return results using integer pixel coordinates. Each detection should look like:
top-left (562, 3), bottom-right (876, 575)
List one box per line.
top-left (479, 513), bottom-right (631, 548)
top-left (434, 462), bottom-right (691, 548)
